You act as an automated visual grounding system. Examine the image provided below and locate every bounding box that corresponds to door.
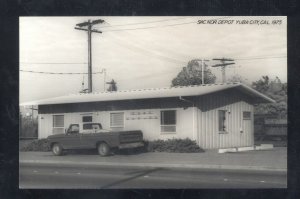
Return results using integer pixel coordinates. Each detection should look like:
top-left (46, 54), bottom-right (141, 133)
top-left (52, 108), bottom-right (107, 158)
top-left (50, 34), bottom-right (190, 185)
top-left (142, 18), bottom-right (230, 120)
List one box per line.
top-left (80, 123), bottom-right (102, 148)
top-left (61, 124), bottom-right (81, 149)
top-left (241, 111), bottom-right (252, 146)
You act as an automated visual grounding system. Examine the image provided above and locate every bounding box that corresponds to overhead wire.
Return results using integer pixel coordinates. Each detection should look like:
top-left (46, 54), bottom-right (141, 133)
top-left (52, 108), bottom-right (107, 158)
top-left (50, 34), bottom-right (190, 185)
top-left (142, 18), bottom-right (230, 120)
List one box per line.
top-left (235, 56), bottom-right (286, 60)
top-left (20, 55), bottom-right (286, 76)
top-left (20, 69), bottom-right (104, 75)
top-left (20, 62), bottom-right (87, 65)
top-left (102, 16), bottom-right (233, 32)
top-left (99, 17), bottom-right (192, 28)
top-left (20, 16), bottom-right (286, 76)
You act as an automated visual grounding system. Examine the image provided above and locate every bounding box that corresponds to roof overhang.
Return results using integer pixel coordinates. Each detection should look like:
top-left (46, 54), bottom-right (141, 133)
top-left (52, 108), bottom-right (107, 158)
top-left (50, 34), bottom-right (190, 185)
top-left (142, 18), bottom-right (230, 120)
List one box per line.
top-left (20, 83), bottom-right (275, 106)
top-left (236, 84), bottom-right (276, 103)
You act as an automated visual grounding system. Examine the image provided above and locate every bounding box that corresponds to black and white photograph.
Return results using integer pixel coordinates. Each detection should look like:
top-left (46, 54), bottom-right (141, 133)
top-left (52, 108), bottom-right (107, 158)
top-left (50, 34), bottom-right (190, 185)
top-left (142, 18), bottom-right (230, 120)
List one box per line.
top-left (19, 16), bottom-right (287, 189)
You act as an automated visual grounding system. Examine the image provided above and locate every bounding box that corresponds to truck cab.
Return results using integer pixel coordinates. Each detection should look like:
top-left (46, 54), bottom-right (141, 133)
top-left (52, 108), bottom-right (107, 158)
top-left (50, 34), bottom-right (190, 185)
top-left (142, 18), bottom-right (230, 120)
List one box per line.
top-left (48, 122), bottom-right (144, 156)
top-left (66, 123), bottom-right (110, 134)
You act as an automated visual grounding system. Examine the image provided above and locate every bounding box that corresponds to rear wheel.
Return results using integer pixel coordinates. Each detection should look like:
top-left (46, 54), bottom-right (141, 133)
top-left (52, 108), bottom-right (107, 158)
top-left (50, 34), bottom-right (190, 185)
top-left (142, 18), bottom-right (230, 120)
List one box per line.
top-left (52, 143), bottom-right (63, 156)
top-left (97, 142), bottom-right (110, 156)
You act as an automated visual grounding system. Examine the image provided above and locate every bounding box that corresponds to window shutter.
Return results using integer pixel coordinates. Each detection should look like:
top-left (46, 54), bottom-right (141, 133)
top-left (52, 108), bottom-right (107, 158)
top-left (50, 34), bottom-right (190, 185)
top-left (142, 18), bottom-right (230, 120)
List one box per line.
top-left (53, 115), bottom-right (64, 134)
top-left (110, 113), bottom-right (124, 127)
top-left (53, 115), bottom-right (64, 127)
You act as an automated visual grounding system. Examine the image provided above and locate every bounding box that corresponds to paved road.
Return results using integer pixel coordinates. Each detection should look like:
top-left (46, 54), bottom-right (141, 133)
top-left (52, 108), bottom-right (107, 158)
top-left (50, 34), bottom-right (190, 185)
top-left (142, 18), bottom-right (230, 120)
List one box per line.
top-left (19, 163), bottom-right (287, 189)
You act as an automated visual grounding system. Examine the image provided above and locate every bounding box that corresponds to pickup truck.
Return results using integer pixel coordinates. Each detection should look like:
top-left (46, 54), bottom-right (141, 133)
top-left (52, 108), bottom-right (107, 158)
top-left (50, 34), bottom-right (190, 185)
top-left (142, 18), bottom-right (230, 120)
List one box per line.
top-left (47, 123), bottom-right (144, 156)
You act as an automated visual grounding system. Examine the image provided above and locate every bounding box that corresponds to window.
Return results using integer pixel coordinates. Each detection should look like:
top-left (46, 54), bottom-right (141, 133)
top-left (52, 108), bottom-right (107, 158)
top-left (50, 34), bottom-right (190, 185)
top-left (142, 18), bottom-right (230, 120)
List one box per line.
top-left (83, 123), bottom-right (102, 130)
top-left (53, 115), bottom-right (64, 134)
top-left (110, 112), bottom-right (124, 128)
top-left (243, 111), bottom-right (251, 120)
top-left (68, 124), bottom-right (79, 134)
top-left (70, 124), bottom-right (79, 131)
top-left (161, 110), bottom-right (176, 133)
top-left (82, 116), bottom-right (92, 123)
top-left (218, 110), bottom-right (226, 132)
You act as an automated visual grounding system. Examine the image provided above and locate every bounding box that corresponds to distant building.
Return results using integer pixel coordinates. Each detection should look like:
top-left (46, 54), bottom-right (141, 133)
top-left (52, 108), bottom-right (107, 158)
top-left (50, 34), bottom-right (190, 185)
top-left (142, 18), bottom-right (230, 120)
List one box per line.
top-left (21, 83), bottom-right (274, 149)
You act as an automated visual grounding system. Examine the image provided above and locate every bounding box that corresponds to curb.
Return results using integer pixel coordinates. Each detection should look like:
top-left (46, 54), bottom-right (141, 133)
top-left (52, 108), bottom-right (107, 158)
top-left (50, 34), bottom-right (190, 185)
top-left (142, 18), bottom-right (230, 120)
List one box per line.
top-left (19, 160), bottom-right (287, 172)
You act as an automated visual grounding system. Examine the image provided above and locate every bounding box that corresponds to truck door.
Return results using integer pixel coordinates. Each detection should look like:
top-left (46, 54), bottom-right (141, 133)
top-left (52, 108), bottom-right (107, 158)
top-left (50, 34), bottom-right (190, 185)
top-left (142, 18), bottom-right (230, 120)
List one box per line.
top-left (80, 123), bottom-right (100, 148)
top-left (62, 124), bottom-right (82, 149)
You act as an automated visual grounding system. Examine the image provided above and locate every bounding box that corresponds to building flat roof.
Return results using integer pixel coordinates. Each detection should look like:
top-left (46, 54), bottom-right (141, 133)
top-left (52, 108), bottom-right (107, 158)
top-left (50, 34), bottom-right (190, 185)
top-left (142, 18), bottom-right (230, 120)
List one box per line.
top-left (20, 83), bottom-right (275, 106)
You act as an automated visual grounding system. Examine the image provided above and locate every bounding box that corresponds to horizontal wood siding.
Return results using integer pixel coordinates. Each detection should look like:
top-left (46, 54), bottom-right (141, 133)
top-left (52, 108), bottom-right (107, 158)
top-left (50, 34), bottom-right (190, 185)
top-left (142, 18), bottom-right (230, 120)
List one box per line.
top-left (197, 90), bottom-right (254, 149)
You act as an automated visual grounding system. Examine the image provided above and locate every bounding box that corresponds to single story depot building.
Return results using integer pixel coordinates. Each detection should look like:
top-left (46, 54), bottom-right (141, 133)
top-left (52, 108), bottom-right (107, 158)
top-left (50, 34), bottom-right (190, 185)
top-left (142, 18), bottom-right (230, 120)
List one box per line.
top-left (21, 83), bottom-right (274, 149)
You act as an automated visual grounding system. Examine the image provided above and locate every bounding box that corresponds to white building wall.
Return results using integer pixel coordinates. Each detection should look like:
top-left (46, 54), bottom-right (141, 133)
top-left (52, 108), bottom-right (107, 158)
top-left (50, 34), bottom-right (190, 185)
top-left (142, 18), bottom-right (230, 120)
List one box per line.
top-left (197, 99), bottom-right (254, 149)
top-left (38, 107), bottom-right (196, 141)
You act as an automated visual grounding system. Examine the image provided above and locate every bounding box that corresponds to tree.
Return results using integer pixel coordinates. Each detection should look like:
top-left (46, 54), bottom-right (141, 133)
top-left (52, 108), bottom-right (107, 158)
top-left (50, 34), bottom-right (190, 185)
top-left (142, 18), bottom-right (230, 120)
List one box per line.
top-left (106, 79), bottom-right (117, 91)
top-left (251, 76), bottom-right (287, 118)
top-left (227, 74), bottom-right (250, 85)
top-left (251, 75), bottom-right (270, 93)
top-left (171, 59), bottom-right (216, 87)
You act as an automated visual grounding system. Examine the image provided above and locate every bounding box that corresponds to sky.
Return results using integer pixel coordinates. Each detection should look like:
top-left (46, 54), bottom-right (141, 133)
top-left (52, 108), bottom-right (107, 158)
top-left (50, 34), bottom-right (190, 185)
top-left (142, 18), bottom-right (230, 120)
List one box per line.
top-left (20, 16), bottom-right (287, 103)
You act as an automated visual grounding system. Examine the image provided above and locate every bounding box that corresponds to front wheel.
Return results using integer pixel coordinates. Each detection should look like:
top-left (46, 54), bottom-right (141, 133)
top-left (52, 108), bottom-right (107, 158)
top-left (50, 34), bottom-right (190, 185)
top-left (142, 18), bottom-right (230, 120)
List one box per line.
top-left (52, 143), bottom-right (63, 156)
top-left (97, 143), bottom-right (110, 156)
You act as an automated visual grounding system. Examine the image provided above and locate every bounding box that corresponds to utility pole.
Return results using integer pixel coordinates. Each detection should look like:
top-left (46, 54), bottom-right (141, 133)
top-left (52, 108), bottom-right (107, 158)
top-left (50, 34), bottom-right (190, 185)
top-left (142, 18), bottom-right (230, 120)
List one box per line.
top-left (212, 58), bottom-right (235, 83)
top-left (194, 59), bottom-right (209, 85)
top-left (29, 105), bottom-right (38, 120)
top-left (75, 19), bottom-right (105, 93)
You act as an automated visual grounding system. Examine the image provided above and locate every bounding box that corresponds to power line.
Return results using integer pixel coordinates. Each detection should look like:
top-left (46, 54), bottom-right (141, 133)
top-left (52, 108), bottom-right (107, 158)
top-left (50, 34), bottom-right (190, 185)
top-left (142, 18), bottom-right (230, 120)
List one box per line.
top-left (20, 69), bottom-right (104, 75)
top-left (103, 21), bottom-right (196, 32)
top-left (235, 56), bottom-right (287, 60)
top-left (20, 62), bottom-right (87, 65)
top-left (103, 16), bottom-right (233, 32)
top-left (100, 17), bottom-right (191, 28)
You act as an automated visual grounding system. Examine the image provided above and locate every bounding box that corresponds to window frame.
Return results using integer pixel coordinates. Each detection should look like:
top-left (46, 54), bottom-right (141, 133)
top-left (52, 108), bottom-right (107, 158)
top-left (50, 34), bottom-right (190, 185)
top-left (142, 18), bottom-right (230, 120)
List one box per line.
top-left (110, 112), bottom-right (125, 128)
top-left (218, 110), bottom-right (227, 133)
top-left (243, 111), bottom-right (251, 120)
top-left (52, 114), bottom-right (64, 134)
top-left (67, 124), bottom-right (79, 134)
top-left (160, 110), bottom-right (177, 134)
top-left (82, 115), bottom-right (93, 123)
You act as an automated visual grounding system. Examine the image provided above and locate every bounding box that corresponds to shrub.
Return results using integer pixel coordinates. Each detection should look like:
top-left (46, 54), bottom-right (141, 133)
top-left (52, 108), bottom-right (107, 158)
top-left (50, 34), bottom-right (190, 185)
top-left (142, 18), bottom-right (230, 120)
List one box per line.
top-left (144, 138), bottom-right (205, 153)
top-left (20, 116), bottom-right (38, 138)
top-left (20, 139), bottom-right (51, 152)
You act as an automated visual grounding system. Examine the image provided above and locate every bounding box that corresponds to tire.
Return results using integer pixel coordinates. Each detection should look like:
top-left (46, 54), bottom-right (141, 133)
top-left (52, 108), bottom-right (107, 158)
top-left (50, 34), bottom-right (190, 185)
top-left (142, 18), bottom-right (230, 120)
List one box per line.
top-left (97, 142), bottom-right (110, 156)
top-left (52, 143), bottom-right (63, 156)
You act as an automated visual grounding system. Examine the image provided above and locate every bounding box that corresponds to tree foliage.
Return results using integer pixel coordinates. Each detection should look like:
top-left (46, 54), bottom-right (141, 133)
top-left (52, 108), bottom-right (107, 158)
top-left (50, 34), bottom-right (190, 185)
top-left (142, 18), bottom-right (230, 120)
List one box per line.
top-left (227, 74), bottom-right (250, 86)
top-left (20, 115), bottom-right (38, 138)
top-left (171, 60), bottom-right (216, 87)
top-left (251, 76), bottom-right (287, 118)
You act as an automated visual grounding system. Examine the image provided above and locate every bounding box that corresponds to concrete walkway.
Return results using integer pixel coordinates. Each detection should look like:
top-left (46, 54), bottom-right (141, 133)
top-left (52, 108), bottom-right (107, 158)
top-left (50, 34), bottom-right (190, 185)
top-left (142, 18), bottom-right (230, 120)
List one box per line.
top-left (19, 147), bottom-right (287, 172)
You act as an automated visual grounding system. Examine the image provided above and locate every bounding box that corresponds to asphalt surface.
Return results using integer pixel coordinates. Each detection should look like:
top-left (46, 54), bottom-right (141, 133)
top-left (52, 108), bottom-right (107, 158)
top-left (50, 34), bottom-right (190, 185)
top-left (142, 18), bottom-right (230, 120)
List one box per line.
top-left (19, 163), bottom-right (287, 189)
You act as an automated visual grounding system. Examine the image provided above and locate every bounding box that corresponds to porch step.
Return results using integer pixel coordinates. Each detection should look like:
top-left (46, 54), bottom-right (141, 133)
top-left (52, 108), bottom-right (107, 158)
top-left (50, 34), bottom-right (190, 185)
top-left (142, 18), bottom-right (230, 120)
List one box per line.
top-left (218, 144), bottom-right (274, 153)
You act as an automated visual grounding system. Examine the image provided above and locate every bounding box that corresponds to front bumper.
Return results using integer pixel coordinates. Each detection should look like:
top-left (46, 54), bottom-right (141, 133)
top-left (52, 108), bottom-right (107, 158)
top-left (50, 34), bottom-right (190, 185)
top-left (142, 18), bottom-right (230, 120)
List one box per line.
top-left (118, 142), bottom-right (144, 149)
